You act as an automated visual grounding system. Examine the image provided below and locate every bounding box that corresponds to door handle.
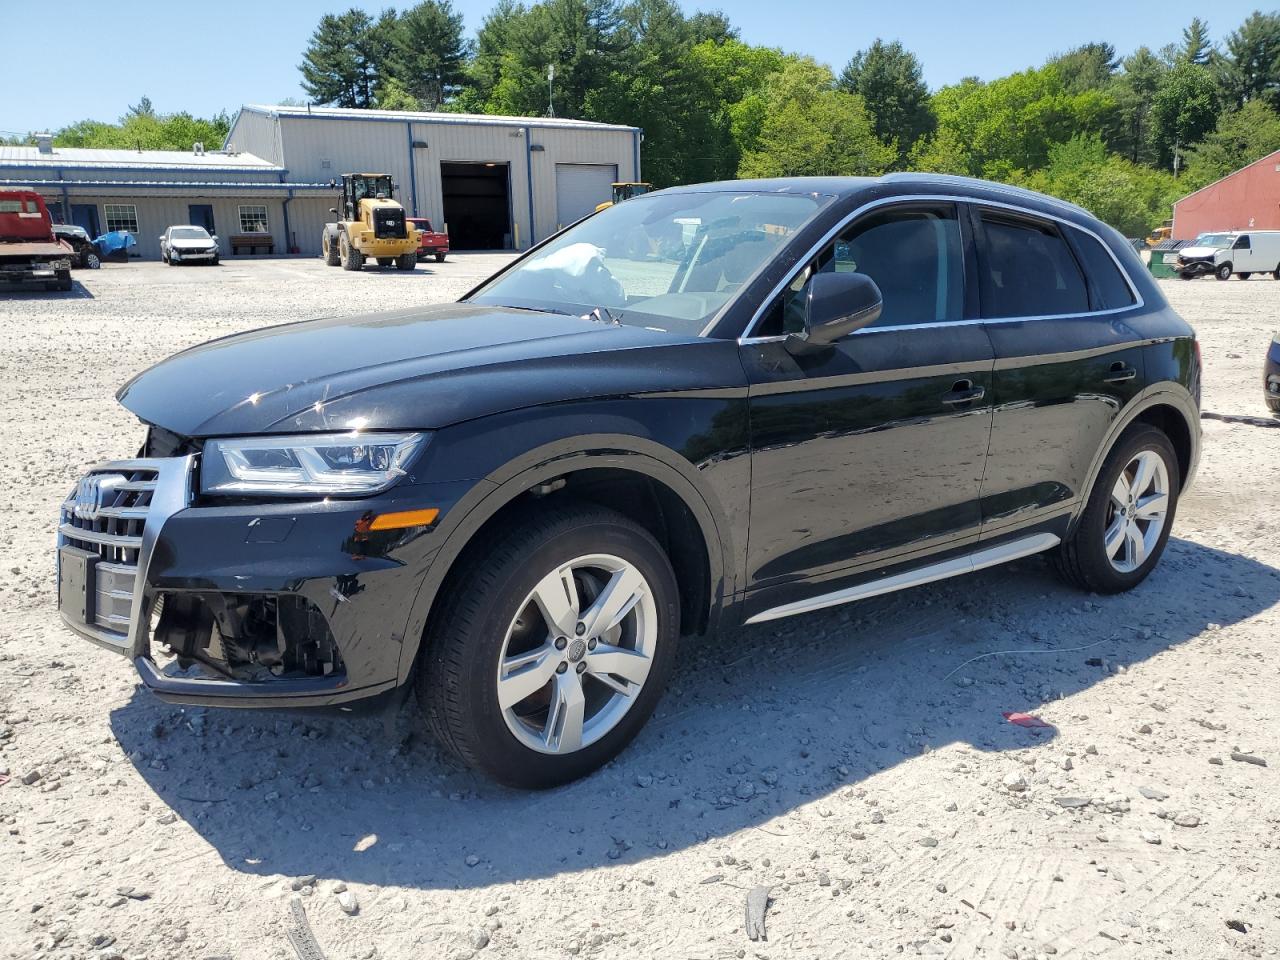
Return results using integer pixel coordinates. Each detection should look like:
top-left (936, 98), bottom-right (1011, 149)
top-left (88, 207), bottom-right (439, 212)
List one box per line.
top-left (1104, 362), bottom-right (1138, 384)
top-left (941, 379), bottom-right (986, 406)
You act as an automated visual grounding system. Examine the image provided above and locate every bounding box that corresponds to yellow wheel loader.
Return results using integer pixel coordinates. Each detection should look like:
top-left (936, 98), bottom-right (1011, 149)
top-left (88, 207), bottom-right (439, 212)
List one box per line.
top-left (321, 173), bottom-right (420, 272)
top-left (594, 181), bottom-right (653, 213)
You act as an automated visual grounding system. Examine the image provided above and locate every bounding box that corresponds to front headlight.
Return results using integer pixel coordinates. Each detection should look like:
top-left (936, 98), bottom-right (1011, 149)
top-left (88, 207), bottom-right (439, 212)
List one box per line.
top-left (201, 432), bottom-right (428, 496)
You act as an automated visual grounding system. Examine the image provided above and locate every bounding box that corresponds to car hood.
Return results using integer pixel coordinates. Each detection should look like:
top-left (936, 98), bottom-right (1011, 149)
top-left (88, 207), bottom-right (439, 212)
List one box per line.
top-left (1179, 245), bottom-right (1223, 258)
top-left (118, 303), bottom-right (717, 437)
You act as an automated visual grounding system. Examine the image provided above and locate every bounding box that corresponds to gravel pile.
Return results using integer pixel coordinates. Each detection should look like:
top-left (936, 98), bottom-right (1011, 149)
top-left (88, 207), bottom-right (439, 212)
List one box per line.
top-left (0, 264), bottom-right (1276, 959)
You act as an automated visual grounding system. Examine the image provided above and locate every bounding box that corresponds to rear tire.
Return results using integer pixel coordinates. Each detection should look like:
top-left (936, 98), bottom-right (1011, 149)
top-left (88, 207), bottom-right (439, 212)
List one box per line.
top-left (1216, 262), bottom-right (1233, 280)
top-left (417, 504), bottom-right (680, 789)
top-left (1237, 272), bottom-right (1252, 280)
top-left (323, 231), bottom-right (340, 266)
top-left (85, 251), bottom-right (100, 269)
top-left (377, 257), bottom-right (394, 267)
top-left (1267, 396), bottom-right (1280, 413)
top-left (395, 252), bottom-right (416, 270)
top-left (1053, 425), bottom-right (1180, 594)
top-left (435, 252), bottom-right (447, 263)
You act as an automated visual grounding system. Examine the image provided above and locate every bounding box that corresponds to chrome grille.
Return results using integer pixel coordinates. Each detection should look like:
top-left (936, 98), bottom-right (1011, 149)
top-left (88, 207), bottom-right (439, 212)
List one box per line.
top-left (59, 468), bottom-right (158, 645)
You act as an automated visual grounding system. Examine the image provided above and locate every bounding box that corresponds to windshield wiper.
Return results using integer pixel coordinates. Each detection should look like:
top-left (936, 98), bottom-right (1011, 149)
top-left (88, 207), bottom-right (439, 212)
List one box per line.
top-left (582, 305), bottom-right (622, 325)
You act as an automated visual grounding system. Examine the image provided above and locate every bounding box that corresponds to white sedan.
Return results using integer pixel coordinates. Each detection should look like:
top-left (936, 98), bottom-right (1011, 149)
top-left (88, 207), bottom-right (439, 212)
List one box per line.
top-left (160, 225), bottom-right (220, 265)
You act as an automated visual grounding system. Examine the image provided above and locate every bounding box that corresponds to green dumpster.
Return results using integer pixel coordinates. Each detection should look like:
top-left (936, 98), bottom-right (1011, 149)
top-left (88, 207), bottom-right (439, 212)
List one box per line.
top-left (1148, 241), bottom-right (1183, 279)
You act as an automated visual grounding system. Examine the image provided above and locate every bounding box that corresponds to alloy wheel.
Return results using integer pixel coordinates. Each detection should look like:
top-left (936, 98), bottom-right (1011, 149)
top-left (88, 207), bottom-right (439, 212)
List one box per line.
top-left (1104, 450), bottom-right (1169, 573)
top-left (496, 553), bottom-right (656, 755)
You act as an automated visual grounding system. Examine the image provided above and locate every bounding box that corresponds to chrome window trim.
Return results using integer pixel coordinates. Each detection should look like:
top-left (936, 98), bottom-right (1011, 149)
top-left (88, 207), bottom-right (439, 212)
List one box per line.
top-left (735, 193), bottom-right (1145, 343)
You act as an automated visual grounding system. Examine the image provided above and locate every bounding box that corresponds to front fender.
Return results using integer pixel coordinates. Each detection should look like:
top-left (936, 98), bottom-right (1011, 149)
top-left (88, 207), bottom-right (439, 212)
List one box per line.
top-left (394, 433), bottom-right (740, 686)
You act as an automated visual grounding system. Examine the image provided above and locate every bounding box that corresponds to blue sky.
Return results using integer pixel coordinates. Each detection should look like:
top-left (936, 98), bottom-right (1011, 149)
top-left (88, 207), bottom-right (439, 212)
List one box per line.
top-left (0, 0), bottom-right (1265, 135)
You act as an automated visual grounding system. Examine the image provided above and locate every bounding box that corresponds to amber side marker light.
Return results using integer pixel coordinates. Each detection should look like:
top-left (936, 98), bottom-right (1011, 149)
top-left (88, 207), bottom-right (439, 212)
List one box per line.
top-left (367, 508), bottom-right (440, 531)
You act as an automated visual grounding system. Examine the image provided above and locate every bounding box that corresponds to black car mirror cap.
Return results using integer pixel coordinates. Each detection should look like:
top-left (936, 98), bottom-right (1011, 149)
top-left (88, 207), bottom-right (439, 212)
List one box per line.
top-left (785, 271), bottom-right (883, 356)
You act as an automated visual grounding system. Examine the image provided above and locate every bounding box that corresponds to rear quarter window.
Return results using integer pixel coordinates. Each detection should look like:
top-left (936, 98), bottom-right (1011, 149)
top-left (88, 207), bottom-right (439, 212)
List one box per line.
top-left (1070, 227), bottom-right (1136, 311)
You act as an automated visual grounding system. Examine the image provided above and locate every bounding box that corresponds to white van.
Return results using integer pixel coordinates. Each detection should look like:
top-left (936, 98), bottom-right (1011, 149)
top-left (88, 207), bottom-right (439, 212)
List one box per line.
top-left (1175, 230), bottom-right (1280, 280)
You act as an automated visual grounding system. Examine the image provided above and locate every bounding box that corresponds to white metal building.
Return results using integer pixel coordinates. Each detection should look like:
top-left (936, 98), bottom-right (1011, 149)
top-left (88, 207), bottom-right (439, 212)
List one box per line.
top-left (226, 105), bottom-right (641, 252)
top-left (0, 106), bottom-right (640, 260)
top-left (0, 138), bottom-right (330, 261)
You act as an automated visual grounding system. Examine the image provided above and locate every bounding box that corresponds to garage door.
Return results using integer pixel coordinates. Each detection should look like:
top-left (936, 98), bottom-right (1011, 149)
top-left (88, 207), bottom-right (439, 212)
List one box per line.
top-left (555, 164), bottom-right (617, 228)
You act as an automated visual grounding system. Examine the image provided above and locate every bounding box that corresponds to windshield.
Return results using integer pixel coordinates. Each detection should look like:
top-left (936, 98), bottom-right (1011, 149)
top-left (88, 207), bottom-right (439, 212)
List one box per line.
top-left (469, 191), bottom-right (828, 335)
top-left (171, 227), bottom-right (211, 240)
top-left (1193, 233), bottom-right (1234, 247)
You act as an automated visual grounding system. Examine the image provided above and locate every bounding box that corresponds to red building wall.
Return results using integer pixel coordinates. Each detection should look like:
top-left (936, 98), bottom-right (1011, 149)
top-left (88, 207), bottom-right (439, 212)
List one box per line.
top-left (1173, 149), bottom-right (1280, 239)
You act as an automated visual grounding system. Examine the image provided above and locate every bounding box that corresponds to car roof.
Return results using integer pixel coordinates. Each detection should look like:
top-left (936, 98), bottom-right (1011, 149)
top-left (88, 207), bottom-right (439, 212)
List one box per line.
top-left (652, 173), bottom-right (1094, 222)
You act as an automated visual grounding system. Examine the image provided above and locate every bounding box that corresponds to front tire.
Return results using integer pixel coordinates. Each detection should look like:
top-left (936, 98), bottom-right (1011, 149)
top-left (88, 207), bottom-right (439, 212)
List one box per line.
top-left (395, 252), bottom-right (416, 270)
top-left (1216, 262), bottom-right (1233, 280)
top-left (323, 231), bottom-right (340, 266)
top-left (417, 504), bottom-right (680, 789)
top-left (1053, 425), bottom-right (1180, 594)
top-left (340, 235), bottom-right (363, 271)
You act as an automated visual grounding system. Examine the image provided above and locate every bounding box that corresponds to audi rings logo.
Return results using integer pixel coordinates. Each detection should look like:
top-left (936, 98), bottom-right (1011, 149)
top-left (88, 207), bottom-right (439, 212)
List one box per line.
top-left (72, 474), bottom-right (126, 521)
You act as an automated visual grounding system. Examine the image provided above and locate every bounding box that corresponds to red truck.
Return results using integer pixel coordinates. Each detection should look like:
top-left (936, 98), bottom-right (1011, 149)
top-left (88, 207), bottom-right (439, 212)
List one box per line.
top-left (1, 190), bottom-right (73, 291)
top-left (407, 216), bottom-right (449, 262)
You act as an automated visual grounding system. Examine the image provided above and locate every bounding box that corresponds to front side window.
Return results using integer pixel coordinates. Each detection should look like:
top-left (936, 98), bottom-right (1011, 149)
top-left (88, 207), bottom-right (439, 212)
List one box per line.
top-left (978, 214), bottom-right (1088, 318)
top-left (470, 191), bottom-right (829, 335)
top-left (104, 204), bottom-right (138, 233)
top-left (239, 205), bottom-right (269, 233)
top-left (756, 203), bottom-right (964, 337)
top-left (1233, 234), bottom-right (1250, 250)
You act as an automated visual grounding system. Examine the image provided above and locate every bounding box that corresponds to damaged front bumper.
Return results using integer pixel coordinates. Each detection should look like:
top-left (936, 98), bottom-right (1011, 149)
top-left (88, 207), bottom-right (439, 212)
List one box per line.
top-left (57, 454), bottom-right (471, 708)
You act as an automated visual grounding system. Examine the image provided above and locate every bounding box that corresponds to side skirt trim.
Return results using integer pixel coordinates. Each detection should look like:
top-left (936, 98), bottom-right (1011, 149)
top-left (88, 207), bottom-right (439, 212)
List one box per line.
top-left (744, 532), bottom-right (1061, 625)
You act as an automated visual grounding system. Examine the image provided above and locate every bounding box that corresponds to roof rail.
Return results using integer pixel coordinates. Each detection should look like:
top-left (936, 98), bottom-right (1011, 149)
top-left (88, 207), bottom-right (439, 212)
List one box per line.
top-left (880, 172), bottom-right (1091, 217)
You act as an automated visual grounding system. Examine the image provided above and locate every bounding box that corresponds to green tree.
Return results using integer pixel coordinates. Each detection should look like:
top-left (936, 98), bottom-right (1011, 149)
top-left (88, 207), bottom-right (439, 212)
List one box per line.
top-left (299, 8), bottom-right (390, 107)
top-left (1112, 46), bottom-right (1167, 164)
top-left (388, 1), bottom-right (471, 108)
top-left (474, 0), bottom-right (628, 119)
top-left (1047, 42), bottom-right (1119, 93)
top-left (375, 77), bottom-right (424, 111)
top-left (909, 65), bottom-right (1117, 179)
top-left (1216, 11), bottom-right (1280, 107)
top-left (1150, 61), bottom-right (1219, 170)
top-left (1015, 135), bottom-right (1180, 236)
top-left (584, 0), bottom-right (738, 185)
top-left (1183, 98), bottom-right (1280, 185)
top-left (1180, 17), bottom-right (1213, 64)
top-left (738, 59), bottom-right (895, 178)
top-left (837, 39), bottom-right (933, 162)
top-left (48, 109), bottom-right (232, 151)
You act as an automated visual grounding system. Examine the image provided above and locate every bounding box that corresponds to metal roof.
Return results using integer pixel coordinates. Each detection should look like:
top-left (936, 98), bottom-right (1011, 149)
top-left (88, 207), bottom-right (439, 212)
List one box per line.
top-left (0, 179), bottom-right (329, 193)
top-left (0, 145), bottom-right (282, 171)
top-left (242, 103), bottom-right (640, 133)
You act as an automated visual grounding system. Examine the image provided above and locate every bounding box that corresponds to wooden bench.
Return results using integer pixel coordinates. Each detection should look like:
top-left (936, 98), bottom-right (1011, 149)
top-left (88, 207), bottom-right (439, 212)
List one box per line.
top-left (230, 233), bottom-right (274, 255)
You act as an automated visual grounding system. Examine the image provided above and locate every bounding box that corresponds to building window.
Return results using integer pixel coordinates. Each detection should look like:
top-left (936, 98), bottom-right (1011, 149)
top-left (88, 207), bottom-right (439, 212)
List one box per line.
top-left (104, 204), bottom-right (138, 233)
top-left (239, 205), bottom-right (269, 233)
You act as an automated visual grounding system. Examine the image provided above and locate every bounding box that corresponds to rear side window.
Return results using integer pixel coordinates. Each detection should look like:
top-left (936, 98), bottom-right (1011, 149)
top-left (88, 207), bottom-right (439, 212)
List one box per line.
top-left (978, 214), bottom-right (1088, 318)
top-left (1070, 228), bottom-right (1136, 311)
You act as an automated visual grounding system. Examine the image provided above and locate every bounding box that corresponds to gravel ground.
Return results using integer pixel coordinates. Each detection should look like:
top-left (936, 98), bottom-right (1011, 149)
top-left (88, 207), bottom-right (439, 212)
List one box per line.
top-left (1, 261), bottom-right (1278, 960)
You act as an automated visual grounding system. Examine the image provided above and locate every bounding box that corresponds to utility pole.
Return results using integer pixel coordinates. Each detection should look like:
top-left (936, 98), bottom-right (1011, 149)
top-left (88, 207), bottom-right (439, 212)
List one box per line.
top-left (547, 64), bottom-right (556, 118)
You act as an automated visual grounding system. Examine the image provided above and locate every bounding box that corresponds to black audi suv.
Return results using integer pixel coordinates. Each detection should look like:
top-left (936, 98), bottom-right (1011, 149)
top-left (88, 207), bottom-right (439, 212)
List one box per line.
top-left (57, 174), bottom-right (1201, 787)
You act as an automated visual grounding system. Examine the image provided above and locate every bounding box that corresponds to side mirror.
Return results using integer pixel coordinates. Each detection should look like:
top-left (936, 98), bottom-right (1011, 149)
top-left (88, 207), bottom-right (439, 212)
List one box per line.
top-left (785, 271), bottom-right (883, 355)
top-left (211, 235), bottom-right (219, 242)
top-left (329, 208), bottom-right (338, 216)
